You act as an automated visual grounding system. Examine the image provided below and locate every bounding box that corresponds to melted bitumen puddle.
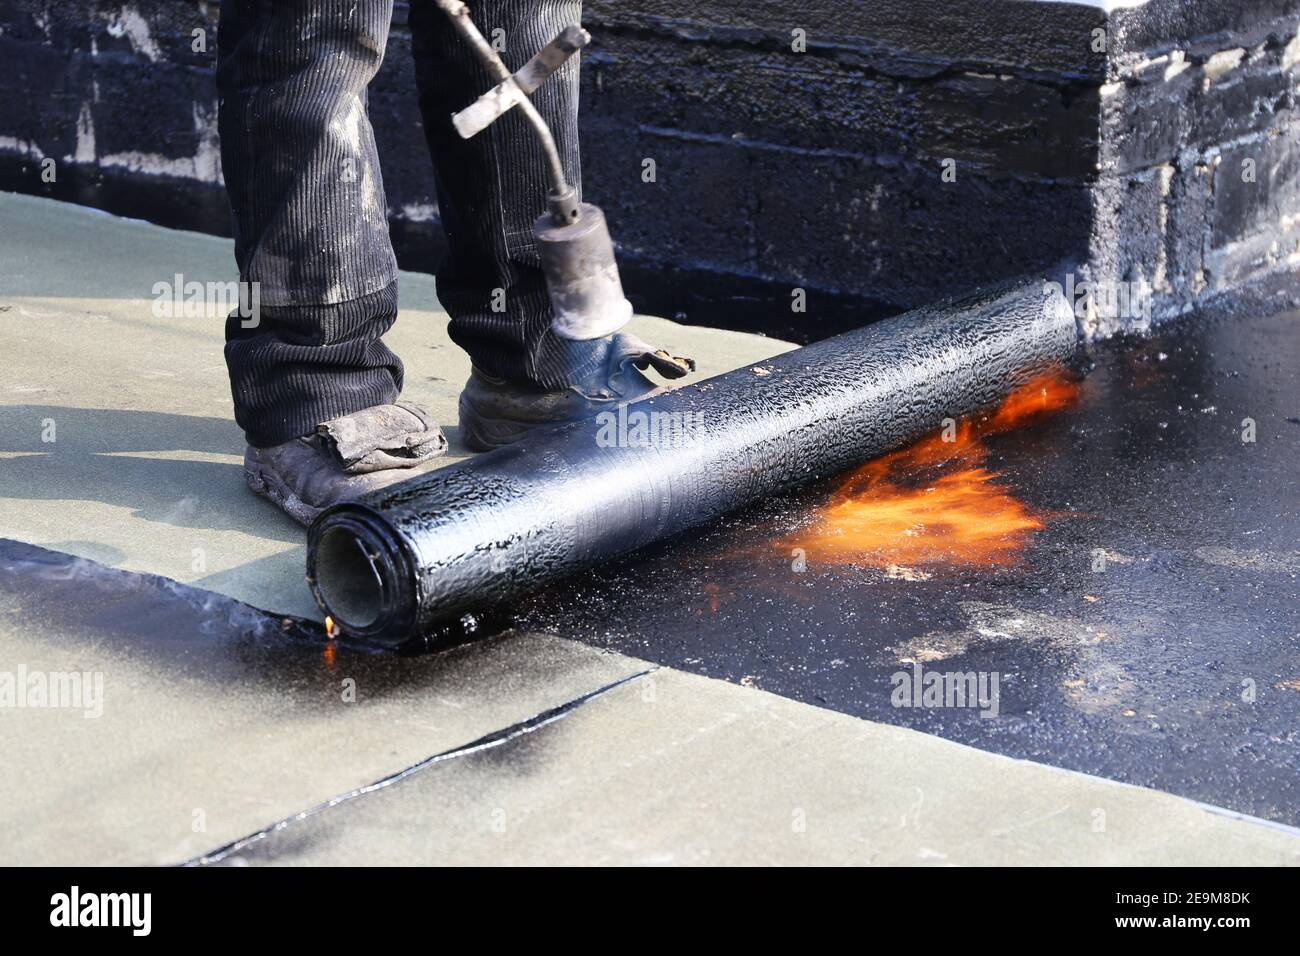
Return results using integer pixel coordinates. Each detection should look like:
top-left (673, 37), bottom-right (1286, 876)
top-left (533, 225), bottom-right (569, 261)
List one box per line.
top-left (511, 307), bottom-right (1300, 825)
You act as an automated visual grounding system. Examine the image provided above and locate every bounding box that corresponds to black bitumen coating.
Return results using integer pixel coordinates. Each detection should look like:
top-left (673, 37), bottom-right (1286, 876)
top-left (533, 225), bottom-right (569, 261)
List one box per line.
top-left (510, 306), bottom-right (1300, 825)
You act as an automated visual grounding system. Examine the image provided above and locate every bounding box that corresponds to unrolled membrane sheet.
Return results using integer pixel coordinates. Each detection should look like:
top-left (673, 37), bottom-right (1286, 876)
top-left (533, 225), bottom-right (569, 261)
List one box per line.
top-left (307, 279), bottom-right (1079, 645)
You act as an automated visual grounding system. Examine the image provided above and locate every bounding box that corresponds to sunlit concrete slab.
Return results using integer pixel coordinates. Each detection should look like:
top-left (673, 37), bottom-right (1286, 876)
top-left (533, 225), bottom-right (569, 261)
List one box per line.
top-left (0, 192), bottom-right (795, 618)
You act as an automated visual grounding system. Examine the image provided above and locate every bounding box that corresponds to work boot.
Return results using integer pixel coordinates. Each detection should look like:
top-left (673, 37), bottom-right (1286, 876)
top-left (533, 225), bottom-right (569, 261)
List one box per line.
top-left (244, 401), bottom-right (447, 525)
top-left (458, 332), bottom-right (695, 451)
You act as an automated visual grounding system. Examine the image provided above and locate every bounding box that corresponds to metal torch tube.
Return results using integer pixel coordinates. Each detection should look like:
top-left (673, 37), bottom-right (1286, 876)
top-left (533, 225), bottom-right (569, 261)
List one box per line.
top-left (434, 0), bottom-right (572, 207)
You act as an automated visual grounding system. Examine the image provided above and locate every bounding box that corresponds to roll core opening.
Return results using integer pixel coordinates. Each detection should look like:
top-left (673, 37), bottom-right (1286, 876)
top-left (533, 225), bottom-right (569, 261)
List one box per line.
top-left (314, 525), bottom-right (385, 630)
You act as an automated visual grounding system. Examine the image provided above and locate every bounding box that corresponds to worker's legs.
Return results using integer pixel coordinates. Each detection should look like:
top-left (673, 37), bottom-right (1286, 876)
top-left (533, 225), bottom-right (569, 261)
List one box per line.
top-left (217, 0), bottom-right (445, 524)
top-left (408, 0), bottom-right (583, 391)
top-left (217, 0), bottom-right (404, 448)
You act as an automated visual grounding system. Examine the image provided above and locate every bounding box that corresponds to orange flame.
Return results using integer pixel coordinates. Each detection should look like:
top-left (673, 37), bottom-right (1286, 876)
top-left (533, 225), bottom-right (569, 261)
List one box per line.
top-left (322, 616), bottom-right (339, 669)
top-left (787, 372), bottom-right (1079, 569)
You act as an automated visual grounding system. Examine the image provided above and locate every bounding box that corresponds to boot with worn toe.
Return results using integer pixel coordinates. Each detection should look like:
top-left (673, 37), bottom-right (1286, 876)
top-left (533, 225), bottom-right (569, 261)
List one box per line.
top-left (459, 332), bottom-right (695, 451)
top-left (244, 401), bottom-right (447, 525)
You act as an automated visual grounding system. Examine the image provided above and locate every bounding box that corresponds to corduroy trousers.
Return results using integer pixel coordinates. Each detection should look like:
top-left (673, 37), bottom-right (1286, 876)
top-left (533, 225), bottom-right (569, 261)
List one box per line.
top-left (217, 0), bottom-right (583, 446)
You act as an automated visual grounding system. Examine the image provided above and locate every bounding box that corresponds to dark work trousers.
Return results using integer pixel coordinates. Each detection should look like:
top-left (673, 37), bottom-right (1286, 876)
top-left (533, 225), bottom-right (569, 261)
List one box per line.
top-left (217, 0), bottom-right (583, 447)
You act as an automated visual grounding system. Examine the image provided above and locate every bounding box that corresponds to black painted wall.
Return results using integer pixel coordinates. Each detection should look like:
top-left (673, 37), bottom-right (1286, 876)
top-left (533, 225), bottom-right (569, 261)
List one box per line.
top-left (2, 0), bottom-right (1298, 339)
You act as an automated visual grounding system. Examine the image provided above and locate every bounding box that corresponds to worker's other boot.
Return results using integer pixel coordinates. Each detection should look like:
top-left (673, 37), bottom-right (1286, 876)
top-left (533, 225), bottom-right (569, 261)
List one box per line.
top-left (244, 402), bottom-right (447, 525)
top-left (458, 332), bottom-right (695, 451)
